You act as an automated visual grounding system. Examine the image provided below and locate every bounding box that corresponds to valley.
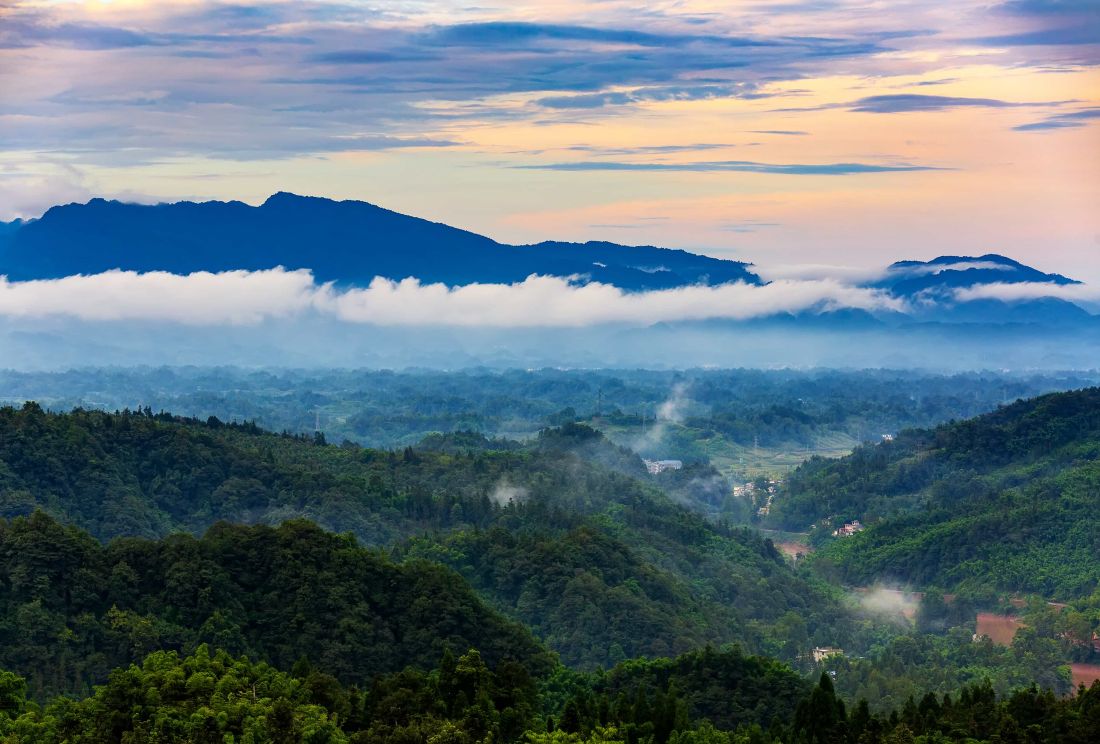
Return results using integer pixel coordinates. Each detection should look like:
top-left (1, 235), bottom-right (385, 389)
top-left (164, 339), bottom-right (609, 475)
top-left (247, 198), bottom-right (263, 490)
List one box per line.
top-left (1, 368), bottom-right (1097, 742)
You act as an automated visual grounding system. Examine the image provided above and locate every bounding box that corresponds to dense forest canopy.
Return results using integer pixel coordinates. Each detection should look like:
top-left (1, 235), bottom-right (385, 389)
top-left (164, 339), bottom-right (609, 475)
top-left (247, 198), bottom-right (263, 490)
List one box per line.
top-left (0, 511), bottom-right (551, 700)
top-left (2, 644), bottom-right (1097, 744)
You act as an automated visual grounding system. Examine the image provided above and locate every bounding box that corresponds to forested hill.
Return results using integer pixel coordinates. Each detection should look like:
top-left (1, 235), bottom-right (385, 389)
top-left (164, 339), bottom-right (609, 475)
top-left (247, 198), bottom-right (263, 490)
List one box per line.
top-left (773, 388), bottom-right (1100, 597)
top-left (0, 511), bottom-right (552, 700)
top-left (0, 404), bottom-right (853, 670)
top-left (0, 403), bottom-right (647, 543)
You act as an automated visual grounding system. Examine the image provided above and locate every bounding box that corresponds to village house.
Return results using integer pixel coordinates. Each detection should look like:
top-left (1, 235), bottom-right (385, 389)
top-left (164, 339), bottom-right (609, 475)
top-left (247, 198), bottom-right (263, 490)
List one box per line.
top-left (832, 520), bottom-right (864, 537)
top-left (812, 647), bottom-right (844, 663)
top-left (644, 459), bottom-right (683, 475)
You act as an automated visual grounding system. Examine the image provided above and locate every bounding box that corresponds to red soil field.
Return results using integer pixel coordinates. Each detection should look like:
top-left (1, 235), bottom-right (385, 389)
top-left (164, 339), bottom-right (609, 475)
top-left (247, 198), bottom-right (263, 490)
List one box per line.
top-left (775, 541), bottom-right (813, 559)
top-left (1071, 663), bottom-right (1100, 689)
top-left (975, 612), bottom-right (1023, 645)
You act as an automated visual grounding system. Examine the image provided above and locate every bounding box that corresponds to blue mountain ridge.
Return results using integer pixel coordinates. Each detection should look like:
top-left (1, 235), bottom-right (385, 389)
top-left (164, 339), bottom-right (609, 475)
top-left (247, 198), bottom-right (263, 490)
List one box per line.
top-left (0, 193), bottom-right (1091, 326)
top-left (0, 192), bottom-right (759, 291)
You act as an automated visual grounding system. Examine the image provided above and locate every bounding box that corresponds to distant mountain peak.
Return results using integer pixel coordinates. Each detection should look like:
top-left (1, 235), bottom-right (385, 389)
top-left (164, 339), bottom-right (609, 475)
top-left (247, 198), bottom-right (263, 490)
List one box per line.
top-left (883, 253), bottom-right (1078, 286)
top-left (872, 253), bottom-right (1089, 326)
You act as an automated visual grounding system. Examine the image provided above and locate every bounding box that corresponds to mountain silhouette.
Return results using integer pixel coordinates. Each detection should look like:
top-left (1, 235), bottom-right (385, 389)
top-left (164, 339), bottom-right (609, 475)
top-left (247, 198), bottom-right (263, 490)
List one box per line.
top-left (0, 193), bottom-right (759, 290)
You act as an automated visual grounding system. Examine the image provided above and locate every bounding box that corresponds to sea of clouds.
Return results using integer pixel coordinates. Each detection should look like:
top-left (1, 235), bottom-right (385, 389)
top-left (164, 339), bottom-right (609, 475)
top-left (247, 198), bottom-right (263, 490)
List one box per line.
top-left (0, 269), bottom-right (919, 327)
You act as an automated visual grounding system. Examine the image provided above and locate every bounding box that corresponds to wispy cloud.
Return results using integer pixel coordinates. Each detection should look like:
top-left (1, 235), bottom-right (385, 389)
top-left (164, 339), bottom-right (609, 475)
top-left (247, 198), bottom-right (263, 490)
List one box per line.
top-left (567, 143), bottom-right (733, 155)
top-left (516, 160), bottom-right (945, 174)
top-left (848, 94), bottom-right (1033, 112)
top-left (1014, 107), bottom-right (1100, 131)
top-left (975, 0), bottom-right (1100, 56)
top-left (420, 21), bottom-right (782, 50)
top-left (0, 11), bottom-right (312, 50)
top-left (895, 260), bottom-right (1016, 276)
top-left (778, 94), bottom-right (1070, 115)
top-left (719, 221), bottom-right (781, 233)
top-left (754, 263), bottom-right (890, 283)
top-left (536, 84), bottom-right (765, 109)
top-left (953, 281), bottom-right (1100, 304)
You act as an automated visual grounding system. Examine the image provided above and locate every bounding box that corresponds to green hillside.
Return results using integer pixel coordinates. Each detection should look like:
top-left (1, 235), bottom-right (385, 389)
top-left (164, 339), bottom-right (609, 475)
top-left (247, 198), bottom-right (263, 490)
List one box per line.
top-left (772, 388), bottom-right (1100, 597)
top-left (0, 511), bottom-right (551, 700)
top-left (0, 405), bottom-right (852, 670)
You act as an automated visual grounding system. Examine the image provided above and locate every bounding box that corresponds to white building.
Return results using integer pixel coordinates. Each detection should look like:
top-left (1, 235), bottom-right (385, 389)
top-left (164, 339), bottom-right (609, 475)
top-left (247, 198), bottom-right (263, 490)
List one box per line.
top-left (644, 459), bottom-right (683, 475)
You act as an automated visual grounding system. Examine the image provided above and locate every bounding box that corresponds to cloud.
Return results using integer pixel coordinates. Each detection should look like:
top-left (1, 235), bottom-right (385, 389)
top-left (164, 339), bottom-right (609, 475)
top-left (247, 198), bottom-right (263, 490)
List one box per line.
top-left (0, 3), bottom-right (904, 166)
top-left (326, 134), bottom-right (460, 149)
top-left (754, 263), bottom-right (889, 283)
top-left (976, 27), bottom-right (1100, 45)
top-left (2, 0), bottom-right (1092, 198)
top-left (567, 143), bottom-right (733, 155)
top-left (855, 586), bottom-right (920, 623)
top-left (0, 162), bottom-right (97, 220)
top-left (999, 0), bottom-right (1099, 16)
top-left (778, 94), bottom-right (1069, 115)
top-left (536, 84), bottom-right (762, 109)
top-left (421, 22), bottom-right (780, 50)
top-left (1, 20), bottom-right (158, 50)
top-left (489, 480), bottom-right (529, 507)
top-left (308, 50), bottom-right (443, 64)
top-left (630, 381), bottom-right (693, 451)
top-left (896, 260), bottom-right (1016, 276)
top-left (719, 221), bottom-right (781, 233)
top-left (0, 11), bottom-right (311, 51)
top-left (848, 94), bottom-right (1044, 113)
top-left (290, 274), bottom-right (908, 327)
top-left (657, 383), bottom-right (691, 424)
top-left (913, 78), bottom-right (958, 86)
top-left (0, 269), bottom-right (319, 325)
top-left (976, 0), bottom-right (1100, 50)
top-left (516, 160), bottom-right (945, 175)
top-left (953, 281), bottom-right (1100, 304)
top-left (0, 269), bottom-right (908, 327)
top-left (1014, 106), bottom-right (1100, 131)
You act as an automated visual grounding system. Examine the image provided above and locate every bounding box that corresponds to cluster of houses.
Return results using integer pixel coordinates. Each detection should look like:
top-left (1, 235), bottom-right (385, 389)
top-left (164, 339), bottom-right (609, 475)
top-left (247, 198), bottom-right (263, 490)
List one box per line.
top-left (733, 479), bottom-right (781, 517)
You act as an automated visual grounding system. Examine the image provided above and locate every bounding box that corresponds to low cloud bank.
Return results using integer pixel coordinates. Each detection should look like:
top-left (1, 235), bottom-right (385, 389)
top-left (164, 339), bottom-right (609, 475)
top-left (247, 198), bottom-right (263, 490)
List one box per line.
top-left (3, 268), bottom-right (1095, 328)
top-left (331, 274), bottom-right (910, 326)
top-left (953, 281), bottom-right (1100, 304)
top-left (0, 269), bottom-right (318, 325)
top-left (0, 269), bottom-right (907, 327)
top-left (898, 260), bottom-right (1014, 276)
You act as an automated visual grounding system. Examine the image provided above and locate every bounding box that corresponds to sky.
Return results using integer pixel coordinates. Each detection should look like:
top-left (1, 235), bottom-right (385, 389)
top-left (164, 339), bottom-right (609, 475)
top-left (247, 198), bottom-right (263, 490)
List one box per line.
top-left (1, 0), bottom-right (1099, 282)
